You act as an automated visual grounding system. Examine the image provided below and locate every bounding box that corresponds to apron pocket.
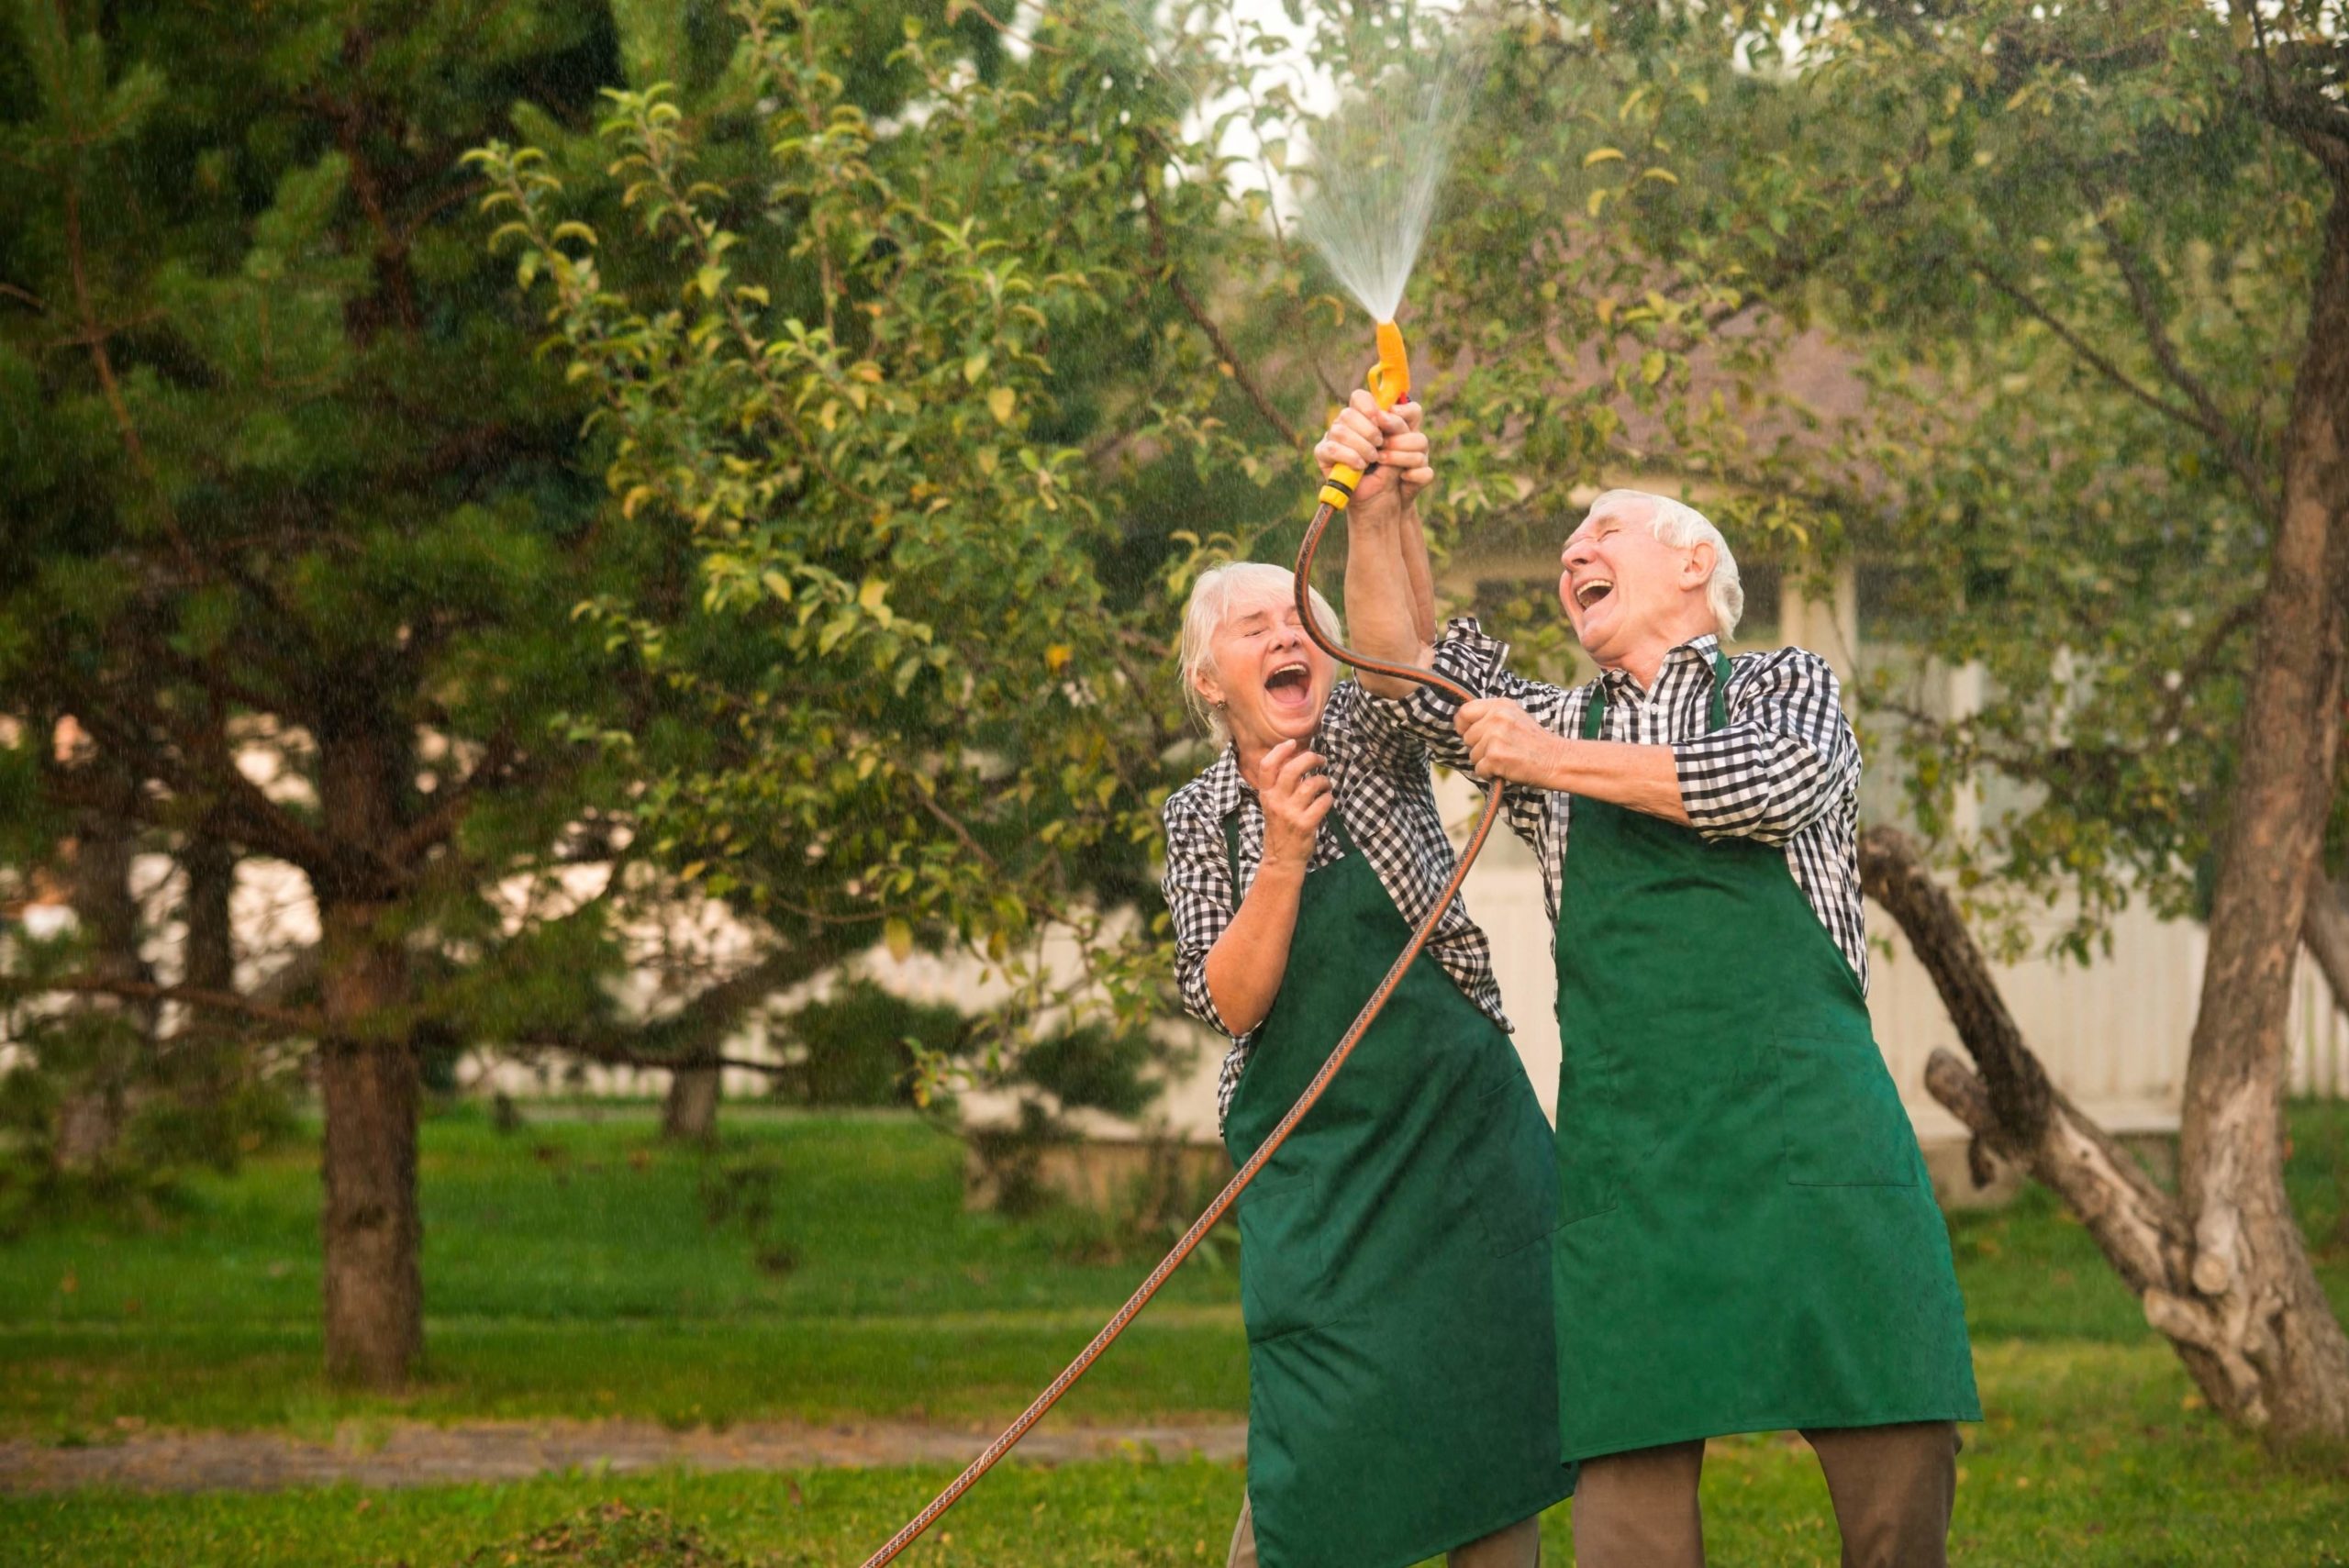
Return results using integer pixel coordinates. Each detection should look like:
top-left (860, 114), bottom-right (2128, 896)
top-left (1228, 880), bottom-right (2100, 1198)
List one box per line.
top-left (1555, 1043), bottom-right (1620, 1228)
top-left (1238, 1173), bottom-right (1329, 1341)
top-left (1458, 1073), bottom-right (1562, 1256)
top-left (1774, 1029), bottom-right (1917, 1187)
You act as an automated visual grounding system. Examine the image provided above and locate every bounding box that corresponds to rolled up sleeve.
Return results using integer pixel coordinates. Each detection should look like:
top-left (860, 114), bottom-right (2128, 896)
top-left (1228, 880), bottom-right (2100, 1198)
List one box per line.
top-left (1675, 651), bottom-right (1860, 845)
top-left (1375, 617), bottom-right (1575, 762)
top-left (1160, 796), bottom-right (1241, 1038)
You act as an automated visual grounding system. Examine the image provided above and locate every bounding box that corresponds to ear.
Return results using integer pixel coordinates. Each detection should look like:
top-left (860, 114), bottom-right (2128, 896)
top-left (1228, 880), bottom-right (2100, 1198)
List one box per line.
top-left (1191, 662), bottom-right (1226, 710)
top-left (1681, 539), bottom-right (1717, 590)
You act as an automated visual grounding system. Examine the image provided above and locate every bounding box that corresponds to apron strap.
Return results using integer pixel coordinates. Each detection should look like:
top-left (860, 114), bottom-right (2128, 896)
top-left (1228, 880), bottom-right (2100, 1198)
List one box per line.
top-left (1582, 644), bottom-right (1734, 740)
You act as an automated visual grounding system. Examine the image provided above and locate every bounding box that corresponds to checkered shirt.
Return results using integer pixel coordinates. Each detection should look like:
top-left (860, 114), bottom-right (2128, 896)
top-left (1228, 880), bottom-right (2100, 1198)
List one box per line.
top-left (1381, 618), bottom-right (1871, 991)
top-left (1160, 678), bottom-right (1512, 1131)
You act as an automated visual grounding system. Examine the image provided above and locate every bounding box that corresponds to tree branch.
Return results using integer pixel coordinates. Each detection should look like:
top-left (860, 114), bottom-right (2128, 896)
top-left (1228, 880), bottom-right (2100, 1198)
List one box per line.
top-left (4, 973), bottom-right (319, 1035)
top-left (1857, 824), bottom-right (2054, 1141)
top-left (2082, 191), bottom-right (2277, 509)
top-left (1972, 261), bottom-right (2231, 450)
top-left (386, 735), bottom-right (523, 864)
top-left (1135, 165), bottom-right (1303, 451)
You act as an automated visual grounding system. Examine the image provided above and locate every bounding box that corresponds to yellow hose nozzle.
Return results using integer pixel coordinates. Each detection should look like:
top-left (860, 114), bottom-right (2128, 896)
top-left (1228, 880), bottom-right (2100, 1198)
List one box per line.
top-left (1319, 320), bottom-right (1413, 512)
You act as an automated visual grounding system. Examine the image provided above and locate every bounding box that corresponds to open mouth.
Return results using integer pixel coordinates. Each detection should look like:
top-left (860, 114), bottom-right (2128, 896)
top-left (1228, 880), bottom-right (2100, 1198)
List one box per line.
top-left (1574, 577), bottom-right (1615, 610)
top-left (1264, 662), bottom-right (1311, 703)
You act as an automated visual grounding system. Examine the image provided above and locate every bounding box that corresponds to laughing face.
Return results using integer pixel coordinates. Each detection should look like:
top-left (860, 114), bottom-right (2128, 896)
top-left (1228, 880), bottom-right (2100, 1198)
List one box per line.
top-left (1559, 498), bottom-right (1716, 671)
top-left (1192, 574), bottom-right (1341, 755)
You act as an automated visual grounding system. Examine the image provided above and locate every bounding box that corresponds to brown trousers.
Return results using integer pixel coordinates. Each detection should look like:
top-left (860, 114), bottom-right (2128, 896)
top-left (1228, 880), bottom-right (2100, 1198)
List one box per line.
top-left (1225, 1497), bottom-right (1543, 1568)
top-left (1571, 1422), bottom-right (1959, 1568)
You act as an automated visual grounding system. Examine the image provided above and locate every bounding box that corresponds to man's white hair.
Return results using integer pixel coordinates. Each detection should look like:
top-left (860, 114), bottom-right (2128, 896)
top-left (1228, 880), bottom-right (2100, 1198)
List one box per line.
top-left (1177, 562), bottom-right (1343, 749)
top-left (1586, 488), bottom-right (1744, 640)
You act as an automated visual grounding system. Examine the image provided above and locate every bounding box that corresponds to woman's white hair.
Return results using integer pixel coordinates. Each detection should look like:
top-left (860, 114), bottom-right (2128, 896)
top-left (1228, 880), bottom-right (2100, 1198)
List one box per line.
top-left (1177, 562), bottom-right (1343, 749)
top-left (1586, 489), bottom-right (1744, 640)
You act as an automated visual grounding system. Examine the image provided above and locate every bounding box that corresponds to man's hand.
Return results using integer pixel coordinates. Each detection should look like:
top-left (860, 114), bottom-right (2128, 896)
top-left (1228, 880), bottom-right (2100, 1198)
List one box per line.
top-left (1455, 698), bottom-right (1566, 787)
top-left (1315, 389), bottom-right (1434, 514)
top-left (1259, 740), bottom-right (1333, 866)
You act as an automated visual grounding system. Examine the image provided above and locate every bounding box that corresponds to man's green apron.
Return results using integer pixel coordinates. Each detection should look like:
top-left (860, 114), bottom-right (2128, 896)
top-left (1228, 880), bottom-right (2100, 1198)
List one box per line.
top-left (1549, 649), bottom-right (1980, 1462)
top-left (1222, 812), bottom-right (1575, 1568)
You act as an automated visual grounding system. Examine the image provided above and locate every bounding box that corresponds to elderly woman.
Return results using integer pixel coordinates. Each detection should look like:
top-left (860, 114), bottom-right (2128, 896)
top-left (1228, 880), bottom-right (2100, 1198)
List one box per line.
top-left (1160, 408), bottom-right (1575, 1568)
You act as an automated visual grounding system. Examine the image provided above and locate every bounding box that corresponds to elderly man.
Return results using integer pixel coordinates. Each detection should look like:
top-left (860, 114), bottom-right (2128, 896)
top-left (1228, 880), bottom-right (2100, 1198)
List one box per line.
top-left (1319, 394), bottom-right (1979, 1568)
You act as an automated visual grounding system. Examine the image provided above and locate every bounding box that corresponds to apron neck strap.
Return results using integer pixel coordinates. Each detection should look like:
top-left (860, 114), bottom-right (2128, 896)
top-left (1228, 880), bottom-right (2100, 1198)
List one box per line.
top-left (1583, 644), bottom-right (1734, 740)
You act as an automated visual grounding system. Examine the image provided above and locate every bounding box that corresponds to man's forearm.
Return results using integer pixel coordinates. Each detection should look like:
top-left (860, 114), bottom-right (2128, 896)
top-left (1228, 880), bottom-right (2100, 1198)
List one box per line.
top-left (1344, 497), bottom-right (1435, 697)
top-left (1397, 501), bottom-right (1438, 647)
top-left (1535, 740), bottom-right (1691, 825)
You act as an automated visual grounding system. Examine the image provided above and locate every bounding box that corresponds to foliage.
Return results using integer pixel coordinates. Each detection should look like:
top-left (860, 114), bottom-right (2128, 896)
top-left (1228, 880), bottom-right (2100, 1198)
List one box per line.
top-left (1502, 0), bottom-right (2343, 951)
top-left (774, 980), bottom-right (965, 1108)
top-left (0, 929), bottom-right (295, 1234)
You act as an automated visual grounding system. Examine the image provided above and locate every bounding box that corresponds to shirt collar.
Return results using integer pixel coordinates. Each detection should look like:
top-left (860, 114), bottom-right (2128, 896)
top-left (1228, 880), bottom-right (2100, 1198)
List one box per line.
top-left (1197, 744), bottom-right (1247, 819)
top-left (1600, 633), bottom-right (1722, 694)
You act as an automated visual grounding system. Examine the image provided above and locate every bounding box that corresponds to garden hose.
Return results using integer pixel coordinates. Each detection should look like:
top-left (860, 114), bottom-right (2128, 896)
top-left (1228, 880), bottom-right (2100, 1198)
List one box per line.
top-left (860, 324), bottom-right (1502, 1568)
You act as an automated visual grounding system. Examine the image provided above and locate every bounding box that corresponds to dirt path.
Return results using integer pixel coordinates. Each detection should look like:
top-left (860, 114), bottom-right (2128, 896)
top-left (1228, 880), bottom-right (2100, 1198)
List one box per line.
top-left (0, 1418), bottom-right (1247, 1496)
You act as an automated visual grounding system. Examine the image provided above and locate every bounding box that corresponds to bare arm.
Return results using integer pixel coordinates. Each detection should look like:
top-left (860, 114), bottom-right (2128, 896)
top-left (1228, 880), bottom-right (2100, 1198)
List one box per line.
top-left (1200, 741), bottom-right (1332, 1035)
top-left (1322, 391), bottom-right (1436, 696)
top-left (1202, 855), bottom-right (1309, 1036)
top-left (1397, 498), bottom-right (1439, 648)
top-left (1454, 702), bottom-right (1692, 825)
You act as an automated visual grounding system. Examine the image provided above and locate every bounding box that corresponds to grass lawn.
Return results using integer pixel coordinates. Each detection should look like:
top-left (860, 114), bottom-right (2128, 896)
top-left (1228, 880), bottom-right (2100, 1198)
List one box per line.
top-left (3, 1100), bottom-right (2347, 1563)
top-left (6, 1342), bottom-right (2348, 1566)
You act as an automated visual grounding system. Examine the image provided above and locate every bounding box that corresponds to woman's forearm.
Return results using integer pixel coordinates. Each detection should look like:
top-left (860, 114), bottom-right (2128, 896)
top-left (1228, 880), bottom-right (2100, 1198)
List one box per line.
top-left (1203, 854), bottom-right (1309, 1036)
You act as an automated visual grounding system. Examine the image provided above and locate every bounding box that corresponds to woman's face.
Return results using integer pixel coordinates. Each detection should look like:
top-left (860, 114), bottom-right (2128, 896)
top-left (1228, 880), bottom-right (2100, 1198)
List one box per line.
top-left (1193, 576), bottom-right (1339, 755)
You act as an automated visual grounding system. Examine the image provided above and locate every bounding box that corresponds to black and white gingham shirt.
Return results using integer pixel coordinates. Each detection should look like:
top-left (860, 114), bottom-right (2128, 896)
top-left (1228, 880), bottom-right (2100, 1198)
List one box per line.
top-left (1161, 679), bottom-right (1511, 1129)
top-left (1383, 618), bottom-right (1871, 990)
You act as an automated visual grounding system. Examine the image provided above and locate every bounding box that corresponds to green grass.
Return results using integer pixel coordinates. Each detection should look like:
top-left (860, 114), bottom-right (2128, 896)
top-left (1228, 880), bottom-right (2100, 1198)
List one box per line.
top-left (5, 1101), bottom-right (2349, 1563)
top-left (0, 1105), bottom-right (1246, 1437)
top-left (5, 1344), bottom-right (2346, 1565)
top-left (1944, 1101), bottom-right (2349, 1342)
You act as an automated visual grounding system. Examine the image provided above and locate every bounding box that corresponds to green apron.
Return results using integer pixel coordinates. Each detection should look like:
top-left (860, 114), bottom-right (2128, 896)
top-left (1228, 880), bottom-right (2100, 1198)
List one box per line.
top-left (1222, 812), bottom-right (1576, 1568)
top-left (1550, 649), bottom-right (1980, 1462)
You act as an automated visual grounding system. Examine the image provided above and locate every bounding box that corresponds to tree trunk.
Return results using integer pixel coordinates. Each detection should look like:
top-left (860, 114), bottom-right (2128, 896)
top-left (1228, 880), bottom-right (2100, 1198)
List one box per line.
top-left (2300, 869), bottom-right (2349, 1021)
top-left (184, 835), bottom-right (237, 995)
top-left (53, 780), bottom-right (145, 1174)
top-left (174, 833), bottom-right (241, 1117)
top-left (315, 726), bottom-right (423, 1390)
top-left (2170, 185), bottom-right (2349, 1441)
top-left (1862, 205), bottom-right (2349, 1433)
top-left (662, 1062), bottom-right (721, 1143)
top-left (1862, 828), bottom-right (2192, 1305)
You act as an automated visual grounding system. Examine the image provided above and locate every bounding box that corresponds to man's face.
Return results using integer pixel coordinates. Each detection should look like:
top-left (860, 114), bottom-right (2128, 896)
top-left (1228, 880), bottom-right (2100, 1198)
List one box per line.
top-left (1557, 502), bottom-right (1707, 666)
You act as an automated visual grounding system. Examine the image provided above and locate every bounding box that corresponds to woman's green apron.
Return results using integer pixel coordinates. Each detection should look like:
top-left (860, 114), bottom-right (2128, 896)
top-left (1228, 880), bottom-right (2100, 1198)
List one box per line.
top-left (1221, 811), bottom-right (1575, 1568)
top-left (1549, 648), bottom-right (1980, 1462)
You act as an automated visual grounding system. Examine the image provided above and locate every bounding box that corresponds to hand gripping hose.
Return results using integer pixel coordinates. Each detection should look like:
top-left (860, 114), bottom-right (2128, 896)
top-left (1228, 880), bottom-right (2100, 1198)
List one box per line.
top-left (860, 322), bottom-right (1499, 1568)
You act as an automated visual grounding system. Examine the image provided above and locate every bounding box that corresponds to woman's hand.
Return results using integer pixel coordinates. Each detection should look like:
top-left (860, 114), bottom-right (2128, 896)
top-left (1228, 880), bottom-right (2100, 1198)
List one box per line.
top-left (1259, 739), bottom-right (1333, 867)
top-left (1315, 389), bottom-right (1434, 514)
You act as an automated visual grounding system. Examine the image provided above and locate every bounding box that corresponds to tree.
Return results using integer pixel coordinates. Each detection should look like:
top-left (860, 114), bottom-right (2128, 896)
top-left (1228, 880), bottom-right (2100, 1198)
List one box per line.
top-left (463, 0), bottom-right (1353, 1105)
top-left (0, 0), bottom-right (649, 1387)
